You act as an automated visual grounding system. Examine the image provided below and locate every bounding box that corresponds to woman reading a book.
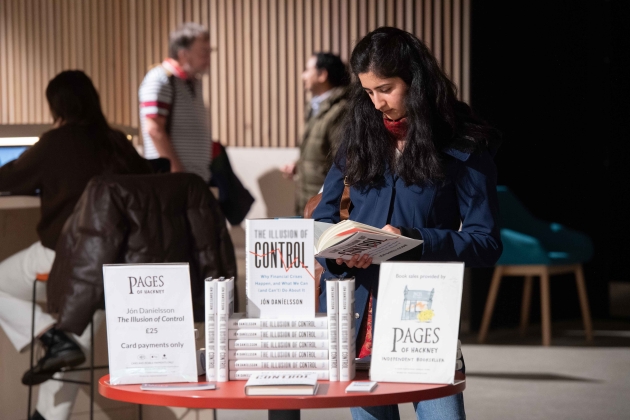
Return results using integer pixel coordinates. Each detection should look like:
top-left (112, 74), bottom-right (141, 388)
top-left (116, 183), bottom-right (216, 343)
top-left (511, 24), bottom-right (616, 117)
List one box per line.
top-left (312, 27), bottom-right (503, 420)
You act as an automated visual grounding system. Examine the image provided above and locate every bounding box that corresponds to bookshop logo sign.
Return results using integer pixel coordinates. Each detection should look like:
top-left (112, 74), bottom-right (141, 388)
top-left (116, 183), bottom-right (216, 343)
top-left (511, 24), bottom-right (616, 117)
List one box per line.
top-left (391, 285), bottom-right (439, 352)
top-left (371, 262), bottom-right (464, 385)
top-left (401, 285), bottom-right (435, 322)
top-left (128, 275), bottom-right (166, 295)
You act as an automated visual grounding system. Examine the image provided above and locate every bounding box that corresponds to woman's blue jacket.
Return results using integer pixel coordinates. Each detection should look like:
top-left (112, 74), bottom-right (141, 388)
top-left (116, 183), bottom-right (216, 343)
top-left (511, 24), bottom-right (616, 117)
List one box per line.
top-left (312, 146), bottom-right (503, 340)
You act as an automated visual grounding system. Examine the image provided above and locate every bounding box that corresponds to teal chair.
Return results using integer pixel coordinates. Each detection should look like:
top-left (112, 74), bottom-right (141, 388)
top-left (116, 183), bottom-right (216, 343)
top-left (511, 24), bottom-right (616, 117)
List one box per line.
top-left (478, 186), bottom-right (594, 346)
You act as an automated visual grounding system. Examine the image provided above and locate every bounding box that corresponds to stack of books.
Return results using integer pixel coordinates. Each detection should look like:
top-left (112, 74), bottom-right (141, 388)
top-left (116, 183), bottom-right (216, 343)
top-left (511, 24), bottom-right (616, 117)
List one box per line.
top-left (240, 218), bottom-right (327, 380)
top-left (204, 276), bottom-right (235, 382)
top-left (227, 313), bottom-right (331, 380)
top-left (242, 218), bottom-right (362, 383)
top-left (325, 277), bottom-right (357, 381)
top-left (225, 277), bottom-right (356, 382)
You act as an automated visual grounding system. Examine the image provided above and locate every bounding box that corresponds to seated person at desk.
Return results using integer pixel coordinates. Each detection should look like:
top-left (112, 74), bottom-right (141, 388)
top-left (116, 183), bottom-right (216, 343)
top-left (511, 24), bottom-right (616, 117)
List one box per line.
top-left (0, 70), bottom-right (152, 420)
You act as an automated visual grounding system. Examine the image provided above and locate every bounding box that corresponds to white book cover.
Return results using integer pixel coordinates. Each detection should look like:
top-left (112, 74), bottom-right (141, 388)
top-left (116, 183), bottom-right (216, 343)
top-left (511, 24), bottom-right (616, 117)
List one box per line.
top-left (204, 278), bottom-right (217, 381)
top-left (345, 381), bottom-right (378, 393)
top-left (243, 372), bottom-right (319, 395)
top-left (232, 370), bottom-right (329, 381)
top-left (228, 349), bottom-right (329, 359)
top-left (228, 313), bottom-right (328, 330)
top-left (370, 262), bottom-right (464, 384)
top-left (338, 278), bottom-right (356, 381)
top-left (229, 359), bottom-right (329, 370)
top-left (217, 277), bottom-right (234, 382)
top-left (140, 382), bottom-right (216, 391)
top-left (326, 279), bottom-right (340, 381)
top-left (228, 329), bottom-right (328, 340)
top-left (244, 371), bottom-right (319, 386)
top-left (245, 219), bottom-right (316, 318)
top-left (228, 339), bottom-right (329, 350)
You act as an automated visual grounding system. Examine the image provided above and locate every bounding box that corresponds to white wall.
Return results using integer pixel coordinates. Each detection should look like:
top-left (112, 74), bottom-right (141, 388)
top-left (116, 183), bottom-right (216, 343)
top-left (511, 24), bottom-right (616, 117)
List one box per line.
top-left (225, 147), bottom-right (300, 221)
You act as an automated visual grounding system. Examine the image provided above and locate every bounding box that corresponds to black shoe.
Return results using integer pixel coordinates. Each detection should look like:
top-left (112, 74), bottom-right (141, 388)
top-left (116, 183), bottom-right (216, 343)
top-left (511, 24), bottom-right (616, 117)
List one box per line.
top-left (30, 410), bottom-right (46, 420)
top-left (22, 328), bottom-right (86, 386)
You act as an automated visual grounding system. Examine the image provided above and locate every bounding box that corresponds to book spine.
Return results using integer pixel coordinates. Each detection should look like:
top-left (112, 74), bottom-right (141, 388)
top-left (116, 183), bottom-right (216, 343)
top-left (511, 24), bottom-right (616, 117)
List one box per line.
top-left (259, 317), bottom-right (328, 329)
top-left (228, 349), bottom-right (329, 359)
top-left (338, 278), bottom-right (357, 381)
top-left (228, 329), bottom-right (328, 340)
top-left (228, 339), bottom-right (329, 350)
top-left (228, 316), bottom-right (328, 330)
top-left (245, 220), bottom-right (251, 317)
top-left (204, 278), bottom-right (217, 381)
top-left (217, 277), bottom-right (234, 382)
top-left (326, 279), bottom-right (339, 381)
top-left (230, 370), bottom-right (330, 381)
top-left (228, 316), bottom-right (262, 329)
top-left (229, 360), bottom-right (329, 370)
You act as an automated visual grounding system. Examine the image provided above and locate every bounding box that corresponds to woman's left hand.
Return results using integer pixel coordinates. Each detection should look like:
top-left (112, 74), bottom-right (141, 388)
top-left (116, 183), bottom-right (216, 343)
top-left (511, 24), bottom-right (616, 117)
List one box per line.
top-left (336, 254), bottom-right (373, 269)
top-left (382, 224), bottom-right (401, 235)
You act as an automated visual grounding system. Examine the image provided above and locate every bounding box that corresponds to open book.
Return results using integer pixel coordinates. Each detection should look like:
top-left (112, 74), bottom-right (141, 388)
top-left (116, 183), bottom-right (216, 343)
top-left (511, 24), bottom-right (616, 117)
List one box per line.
top-left (314, 220), bottom-right (422, 264)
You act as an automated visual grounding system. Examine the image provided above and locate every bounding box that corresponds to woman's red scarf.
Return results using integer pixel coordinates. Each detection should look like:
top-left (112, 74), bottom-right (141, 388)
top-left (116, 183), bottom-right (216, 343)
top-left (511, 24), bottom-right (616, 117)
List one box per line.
top-left (383, 117), bottom-right (408, 141)
top-left (356, 117), bottom-right (409, 359)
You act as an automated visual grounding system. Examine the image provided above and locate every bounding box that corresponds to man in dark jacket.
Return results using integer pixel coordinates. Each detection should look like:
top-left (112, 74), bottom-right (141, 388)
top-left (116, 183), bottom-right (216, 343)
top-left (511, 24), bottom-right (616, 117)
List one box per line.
top-left (281, 52), bottom-right (350, 216)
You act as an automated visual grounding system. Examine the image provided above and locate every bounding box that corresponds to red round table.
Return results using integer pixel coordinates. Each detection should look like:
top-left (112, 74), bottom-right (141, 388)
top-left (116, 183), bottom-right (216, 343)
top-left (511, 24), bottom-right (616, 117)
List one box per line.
top-left (99, 371), bottom-right (465, 420)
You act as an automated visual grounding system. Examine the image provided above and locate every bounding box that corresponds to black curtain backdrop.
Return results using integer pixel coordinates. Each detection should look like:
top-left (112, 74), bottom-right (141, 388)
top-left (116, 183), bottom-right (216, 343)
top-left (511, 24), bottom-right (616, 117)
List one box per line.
top-left (468, 0), bottom-right (630, 329)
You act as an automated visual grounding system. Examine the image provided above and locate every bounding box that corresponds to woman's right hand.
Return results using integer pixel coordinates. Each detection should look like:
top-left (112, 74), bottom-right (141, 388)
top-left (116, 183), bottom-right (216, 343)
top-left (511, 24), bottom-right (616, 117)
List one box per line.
top-left (336, 254), bottom-right (373, 269)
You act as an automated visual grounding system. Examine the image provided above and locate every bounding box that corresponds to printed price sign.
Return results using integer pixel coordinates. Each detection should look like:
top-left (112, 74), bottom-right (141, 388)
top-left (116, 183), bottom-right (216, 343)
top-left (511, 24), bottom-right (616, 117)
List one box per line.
top-left (103, 264), bottom-right (198, 385)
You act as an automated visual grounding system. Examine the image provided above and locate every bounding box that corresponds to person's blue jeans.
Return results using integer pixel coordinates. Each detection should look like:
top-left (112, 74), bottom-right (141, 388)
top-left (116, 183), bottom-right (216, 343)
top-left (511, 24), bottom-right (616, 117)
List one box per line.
top-left (351, 352), bottom-right (466, 420)
top-left (350, 392), bottom-right (466, 420)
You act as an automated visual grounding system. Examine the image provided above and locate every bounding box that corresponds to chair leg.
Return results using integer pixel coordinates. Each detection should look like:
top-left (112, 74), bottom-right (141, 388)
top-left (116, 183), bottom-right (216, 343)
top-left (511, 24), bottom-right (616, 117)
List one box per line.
top-left (90, 319), bottom-right (95, 420)
top-left (540, 269), bottom-right (552, 346)
top-left (574, 265), bottom-right (593, 342)
top-left (520, 275), bottom-right (533, 337)
top-left (28, 279), bottom-right (37, 419)
top-left (478, 266), bottom-right (503, 343)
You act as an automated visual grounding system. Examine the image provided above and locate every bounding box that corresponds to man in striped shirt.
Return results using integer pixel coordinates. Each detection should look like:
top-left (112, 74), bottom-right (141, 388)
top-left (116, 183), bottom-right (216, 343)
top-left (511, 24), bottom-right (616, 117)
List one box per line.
top-left (139, 22), bottom-right (212, 182)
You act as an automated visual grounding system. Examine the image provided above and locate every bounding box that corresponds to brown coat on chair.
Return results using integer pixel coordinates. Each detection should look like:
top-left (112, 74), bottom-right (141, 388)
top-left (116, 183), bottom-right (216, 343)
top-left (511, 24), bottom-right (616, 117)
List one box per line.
top-left (48, 173), bottom-right (237, 335)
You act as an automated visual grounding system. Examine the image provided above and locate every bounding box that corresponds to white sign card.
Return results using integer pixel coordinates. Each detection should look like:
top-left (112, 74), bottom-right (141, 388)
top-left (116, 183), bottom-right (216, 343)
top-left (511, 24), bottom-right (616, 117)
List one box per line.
top-left (103, 264), bottom-right (198, 385)
top-left (370, 262), bottom-right (464, 384)
top-left (245, 218), bottom-right (315, 318)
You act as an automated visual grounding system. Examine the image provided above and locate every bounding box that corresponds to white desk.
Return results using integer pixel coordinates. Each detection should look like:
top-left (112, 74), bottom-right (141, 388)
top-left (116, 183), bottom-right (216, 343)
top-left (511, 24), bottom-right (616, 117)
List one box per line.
top-left (0, 195), bottom-right (41, 261)
top-left (0, 195), bottom-right (40, 209)
top-left (0, 196), bottom-right (42, 417)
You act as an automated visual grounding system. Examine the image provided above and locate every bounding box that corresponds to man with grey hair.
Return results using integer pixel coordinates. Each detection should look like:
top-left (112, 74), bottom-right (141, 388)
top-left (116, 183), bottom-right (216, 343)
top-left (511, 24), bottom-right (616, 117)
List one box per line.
top-left (139, 22), bottom-right (212, 181)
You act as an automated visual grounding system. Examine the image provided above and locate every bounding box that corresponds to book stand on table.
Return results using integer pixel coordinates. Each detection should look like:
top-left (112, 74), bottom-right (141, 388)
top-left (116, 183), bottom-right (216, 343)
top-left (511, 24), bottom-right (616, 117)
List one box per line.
top-left (99, 371), bottom-right (465, 420)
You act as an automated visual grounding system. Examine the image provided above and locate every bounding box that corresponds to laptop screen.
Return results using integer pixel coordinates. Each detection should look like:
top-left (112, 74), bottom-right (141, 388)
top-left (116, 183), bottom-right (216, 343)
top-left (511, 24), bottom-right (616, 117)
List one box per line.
top-left (0, 146), bottom-right (29, 167)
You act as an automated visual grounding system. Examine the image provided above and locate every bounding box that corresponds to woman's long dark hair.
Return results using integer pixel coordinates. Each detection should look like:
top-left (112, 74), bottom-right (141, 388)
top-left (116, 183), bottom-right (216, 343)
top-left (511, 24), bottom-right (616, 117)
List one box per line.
top-left (339, 27), bottom-right (500, 188)
top-left (46, 70), bottom-right (137, 174)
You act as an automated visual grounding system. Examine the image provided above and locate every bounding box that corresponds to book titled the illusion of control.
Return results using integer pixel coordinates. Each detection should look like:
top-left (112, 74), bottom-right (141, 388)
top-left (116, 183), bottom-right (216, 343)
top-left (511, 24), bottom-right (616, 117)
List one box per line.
top-left (370, 262), bottom-right (464, 384)
top-left (245, 219), bottom-right (316, 318)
